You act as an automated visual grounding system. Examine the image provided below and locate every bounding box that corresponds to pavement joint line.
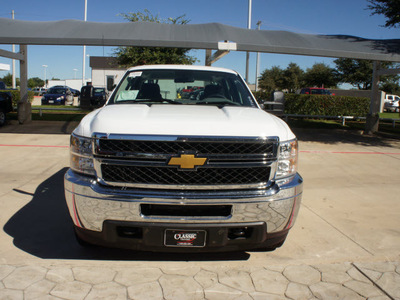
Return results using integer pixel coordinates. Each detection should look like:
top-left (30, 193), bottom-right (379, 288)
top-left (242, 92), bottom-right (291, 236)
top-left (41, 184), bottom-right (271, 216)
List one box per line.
top-left (0, 144), bottom-right (69, 148)
top-left (351, 262), bottom-right (395, 300)
top-left (301, 203), bottom-right (375, 256)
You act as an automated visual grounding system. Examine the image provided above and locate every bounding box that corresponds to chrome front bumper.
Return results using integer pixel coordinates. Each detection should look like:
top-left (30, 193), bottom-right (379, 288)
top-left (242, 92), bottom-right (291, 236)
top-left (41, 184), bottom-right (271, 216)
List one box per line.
top-left (64, 169), bottom-right (303, 233)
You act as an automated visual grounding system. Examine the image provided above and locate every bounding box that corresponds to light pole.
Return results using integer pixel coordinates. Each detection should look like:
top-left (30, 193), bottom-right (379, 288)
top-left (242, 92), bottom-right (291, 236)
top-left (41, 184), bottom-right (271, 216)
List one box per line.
top-left (42, 65), bottom-right (48, 88)
top-left (255, 21), bottom-right (261, 91)
top-left (82, 0), bottom-right (88, 86)
top-left (245, 0), bottom-right (252, 84)
top-left (73, 68), bottom-right (78, 79)
top-left (87, 54), bottom-right (90, 77)
top-left (12, 10), bottom-right (16, 89)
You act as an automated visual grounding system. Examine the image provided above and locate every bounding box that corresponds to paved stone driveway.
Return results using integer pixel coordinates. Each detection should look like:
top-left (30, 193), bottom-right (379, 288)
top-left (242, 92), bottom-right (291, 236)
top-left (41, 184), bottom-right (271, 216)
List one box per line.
top-left (1, 261), bottom-right (399, 299)
top-left (0, 123), bottom-right (399, 299)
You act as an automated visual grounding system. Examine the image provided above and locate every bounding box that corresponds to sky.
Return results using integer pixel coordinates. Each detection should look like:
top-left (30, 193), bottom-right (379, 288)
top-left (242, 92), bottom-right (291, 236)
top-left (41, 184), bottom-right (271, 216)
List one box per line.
top-left (0, 0), bottom-right (398, 85)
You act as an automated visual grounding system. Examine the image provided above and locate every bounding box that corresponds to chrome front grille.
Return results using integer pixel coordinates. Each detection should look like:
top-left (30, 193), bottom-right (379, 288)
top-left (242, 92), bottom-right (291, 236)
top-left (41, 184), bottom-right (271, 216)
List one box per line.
top-left (93, 134), bottom-right (279, 190)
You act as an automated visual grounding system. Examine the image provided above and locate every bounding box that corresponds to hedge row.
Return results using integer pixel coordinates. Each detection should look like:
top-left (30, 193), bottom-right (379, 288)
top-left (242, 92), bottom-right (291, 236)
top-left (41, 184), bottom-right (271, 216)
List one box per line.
top-left (252, 91), bottom-right (370, 117)
top-left (0, 90), bottom-right (34, 106)
top-left (284, 94), bottom-right (370, 117)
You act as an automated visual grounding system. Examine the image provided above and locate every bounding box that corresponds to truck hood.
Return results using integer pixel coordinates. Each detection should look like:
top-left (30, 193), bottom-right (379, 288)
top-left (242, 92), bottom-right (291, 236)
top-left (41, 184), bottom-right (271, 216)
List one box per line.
top-left (74, 104), bottom-right (295, 141)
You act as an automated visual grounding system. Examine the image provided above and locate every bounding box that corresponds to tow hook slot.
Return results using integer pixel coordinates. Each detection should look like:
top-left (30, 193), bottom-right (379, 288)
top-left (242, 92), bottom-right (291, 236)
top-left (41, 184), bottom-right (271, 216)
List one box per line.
top-left (117, 226), bottom-right (143, 239)
top-left (228, 227), bottom-right (253, 240)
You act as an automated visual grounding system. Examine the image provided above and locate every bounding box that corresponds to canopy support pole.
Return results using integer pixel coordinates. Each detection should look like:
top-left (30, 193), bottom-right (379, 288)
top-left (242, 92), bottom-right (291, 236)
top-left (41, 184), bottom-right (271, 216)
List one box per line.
top-left (17, 44), bottom-right (31, 124)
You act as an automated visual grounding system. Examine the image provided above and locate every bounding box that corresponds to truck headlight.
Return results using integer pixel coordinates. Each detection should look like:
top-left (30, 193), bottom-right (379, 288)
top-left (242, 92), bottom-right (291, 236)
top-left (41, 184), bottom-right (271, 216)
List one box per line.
top-left (276, 139), bottom-right (298, 179)
top-left (70, 134), bottom-right (95, 176)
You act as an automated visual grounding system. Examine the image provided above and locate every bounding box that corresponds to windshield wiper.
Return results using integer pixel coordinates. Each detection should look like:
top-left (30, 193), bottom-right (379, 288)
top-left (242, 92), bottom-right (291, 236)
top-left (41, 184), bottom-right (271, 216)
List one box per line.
top-left (115, 99), bottom-right (182, 105)
top-left (196, 100), bottom-right (240, 108)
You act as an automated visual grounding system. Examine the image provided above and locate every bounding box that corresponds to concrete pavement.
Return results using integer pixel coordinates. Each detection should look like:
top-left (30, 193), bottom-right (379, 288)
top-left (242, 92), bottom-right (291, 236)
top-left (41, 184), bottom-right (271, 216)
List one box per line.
top-left (0, 122), bottom-right (399, 299)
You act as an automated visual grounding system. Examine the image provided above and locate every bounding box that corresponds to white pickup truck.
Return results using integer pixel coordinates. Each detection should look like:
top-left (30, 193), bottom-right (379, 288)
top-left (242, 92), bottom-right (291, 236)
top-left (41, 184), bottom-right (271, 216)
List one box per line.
top-left (64, 65), bottom-right (303, 252)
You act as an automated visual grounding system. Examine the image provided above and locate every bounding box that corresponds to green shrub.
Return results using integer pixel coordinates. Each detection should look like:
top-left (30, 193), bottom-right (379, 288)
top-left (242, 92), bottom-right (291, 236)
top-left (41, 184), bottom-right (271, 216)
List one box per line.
top-left (252, 91), bottom-right (270, 102)
top-left (0, 89), bottom-right (34, 107)
top-left (284, 94), bottom-right (370, 117)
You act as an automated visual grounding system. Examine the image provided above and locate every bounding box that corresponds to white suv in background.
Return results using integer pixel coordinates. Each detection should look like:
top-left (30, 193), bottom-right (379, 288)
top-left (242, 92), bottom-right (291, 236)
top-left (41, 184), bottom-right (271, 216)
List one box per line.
top-left (384, 94), bottom-right (400, 113)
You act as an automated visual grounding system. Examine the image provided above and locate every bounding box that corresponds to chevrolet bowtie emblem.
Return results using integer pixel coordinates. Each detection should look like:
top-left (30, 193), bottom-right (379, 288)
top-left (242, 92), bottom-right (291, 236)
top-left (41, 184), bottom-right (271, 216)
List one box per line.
top-left (168, 154), bottom-right (207, 169)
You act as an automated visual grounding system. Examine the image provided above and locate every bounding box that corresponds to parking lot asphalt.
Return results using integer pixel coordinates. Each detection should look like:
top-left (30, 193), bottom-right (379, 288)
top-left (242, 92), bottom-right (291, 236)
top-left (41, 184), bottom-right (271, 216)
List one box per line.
top-left (0, 121), bottom-right (399, 299)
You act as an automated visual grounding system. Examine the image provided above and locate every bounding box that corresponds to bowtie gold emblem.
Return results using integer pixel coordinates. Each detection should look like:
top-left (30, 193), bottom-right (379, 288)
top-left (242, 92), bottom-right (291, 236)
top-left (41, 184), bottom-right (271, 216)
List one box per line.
top-left (168, 154), bottom-right (207, 169)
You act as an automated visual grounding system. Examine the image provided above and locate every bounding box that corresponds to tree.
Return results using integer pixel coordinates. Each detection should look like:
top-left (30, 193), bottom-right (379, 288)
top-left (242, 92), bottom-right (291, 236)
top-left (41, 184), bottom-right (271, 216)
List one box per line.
top-left (303, 63), bottom-right (339, 88)
top-left (114, 10), bottom-right (197, 67)
top-left (282, 63), bottom-right (304, 93)
top-left (380, 80), bottom-right (400, 94)
top-left (334, 59), bottom-right (374, 89)
top-left (367, 0), bottom-right (400, 28)
top-left (334, 58), bottom-right (399, 90)
top-left (28, 77), bottom-right (45, 88)
top-left (0, 73), bottom-right (20, 87)
top-left (258, 66), bottom-right (285, 93)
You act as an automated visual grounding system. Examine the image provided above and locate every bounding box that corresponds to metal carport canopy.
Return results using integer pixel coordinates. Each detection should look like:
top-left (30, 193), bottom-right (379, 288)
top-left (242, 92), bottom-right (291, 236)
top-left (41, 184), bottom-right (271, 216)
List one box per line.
top-left (1, 18), bottom-right (400, 62)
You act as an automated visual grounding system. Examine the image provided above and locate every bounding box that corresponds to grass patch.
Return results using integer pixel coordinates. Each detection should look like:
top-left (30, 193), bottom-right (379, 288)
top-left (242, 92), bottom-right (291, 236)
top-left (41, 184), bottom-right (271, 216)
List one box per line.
top-left (379, 112), bottom-right (400, 119)
top-left (7, 111), bottom-right (87, 122)
top-left (31, 105), bottom-right (91, 114)
top-left (31, 113), bottom-right (86, 122)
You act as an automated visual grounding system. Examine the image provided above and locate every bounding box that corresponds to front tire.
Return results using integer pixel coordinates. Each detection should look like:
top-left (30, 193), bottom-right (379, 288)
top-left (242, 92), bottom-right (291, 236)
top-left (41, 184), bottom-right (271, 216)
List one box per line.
top-left (74, 227), bottom-right (94, 247)
top-left (0, 108), bottom-right (6, 126)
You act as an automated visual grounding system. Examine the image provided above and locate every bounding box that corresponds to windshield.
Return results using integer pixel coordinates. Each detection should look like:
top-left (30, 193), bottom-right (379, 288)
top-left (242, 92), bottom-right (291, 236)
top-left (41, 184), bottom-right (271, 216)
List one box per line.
top-left (94, 88), bottom-right (105, 94)
top-left (108, 69), bottom-right (256, 107)
top-left (47, 88), bottom-right (66, 94)
top-left (311, 89), bottom-right (331, 95)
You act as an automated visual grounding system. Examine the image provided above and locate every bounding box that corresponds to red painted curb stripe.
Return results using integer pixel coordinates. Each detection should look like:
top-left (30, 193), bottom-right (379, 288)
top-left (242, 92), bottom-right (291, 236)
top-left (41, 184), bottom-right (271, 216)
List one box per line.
top-left (300, 150), bottom-right (400, 155)
top-left (0, 144), bottom-right (69, 148)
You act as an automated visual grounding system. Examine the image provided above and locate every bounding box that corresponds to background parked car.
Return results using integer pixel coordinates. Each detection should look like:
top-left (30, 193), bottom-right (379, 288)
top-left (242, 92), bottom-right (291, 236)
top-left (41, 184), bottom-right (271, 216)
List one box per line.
top-left (32, 87), bottom-right (47, 96)
top-left (383, 94), bottom-right (400, 112)
top-left (384, 94), bottom-right (400, 102)
top-left (0, 91), bottom-right (13, 126)
top-left (300, 88), bottom-right (334, 95)
top-left (384, 99), bottom-right (399, 112)
top-left (41, 87), bottom-right (72, 105)
top-left (93, 87), bottom-right (107, 106)
top-left (51, 85), bottom-right (80, 96)
top-left (78, 86), bottom-right (107, 109)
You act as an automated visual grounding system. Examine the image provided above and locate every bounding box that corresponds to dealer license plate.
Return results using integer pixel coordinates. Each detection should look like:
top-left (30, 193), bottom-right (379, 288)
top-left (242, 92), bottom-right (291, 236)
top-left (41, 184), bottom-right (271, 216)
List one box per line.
top-left (164, 229), bottom-right (206, 247)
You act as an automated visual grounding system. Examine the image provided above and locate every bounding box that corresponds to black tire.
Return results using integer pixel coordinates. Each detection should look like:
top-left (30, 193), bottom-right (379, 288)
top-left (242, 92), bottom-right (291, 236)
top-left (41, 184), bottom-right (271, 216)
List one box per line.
top-left (252, 231), bottom-right (288, 252)
top-left (0, 108), bottom-right (6, 126)
top-left (255, 240), bottom-right (285, 252)
top-left (74, 228), bottom-right (94, 247)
